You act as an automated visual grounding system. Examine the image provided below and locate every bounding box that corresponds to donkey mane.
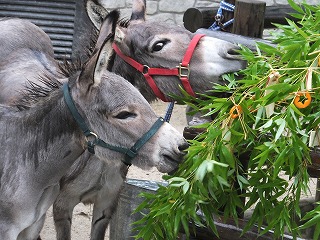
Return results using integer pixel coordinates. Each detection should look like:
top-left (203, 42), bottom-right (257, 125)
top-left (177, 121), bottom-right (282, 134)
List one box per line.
top-left (15, 57), bottom-right (87, 111)
top-left (118, 18), bottom-right (130, 28)
top-left (58, 58), bottom-right (83, 78)
top-left (16, 77), bottom-right (62, 110)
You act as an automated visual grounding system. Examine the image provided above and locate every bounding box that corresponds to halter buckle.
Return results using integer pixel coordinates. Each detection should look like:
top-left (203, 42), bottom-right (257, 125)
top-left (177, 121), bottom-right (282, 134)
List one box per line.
top-left (177, 63), bottom-right (190, 79)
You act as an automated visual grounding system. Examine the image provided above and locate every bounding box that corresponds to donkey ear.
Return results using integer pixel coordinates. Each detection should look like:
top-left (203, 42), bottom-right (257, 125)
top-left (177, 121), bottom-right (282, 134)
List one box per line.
top-left (86, 0), bottom-right (109, 29)
top-left (77, 10), bottom-right (119, 89)
top-left (130, 0), bottom-right (146, 22)
top-left (93, 10), bottom-right (120, 84)
top-left (94, 10), bottom-right (119, 53)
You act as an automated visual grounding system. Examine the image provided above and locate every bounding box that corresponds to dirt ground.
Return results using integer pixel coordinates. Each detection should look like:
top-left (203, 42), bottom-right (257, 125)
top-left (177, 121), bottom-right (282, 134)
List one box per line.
top-left (40, 101), bottom-right (188, 240)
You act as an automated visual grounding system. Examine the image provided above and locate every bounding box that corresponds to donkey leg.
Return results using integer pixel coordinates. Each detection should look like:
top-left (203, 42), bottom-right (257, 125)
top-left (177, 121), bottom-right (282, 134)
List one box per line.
top-left (90, 188), bottom-right (122, 240)
top-left (53, 197), bottom-right (78, 240)
top-left (90, 165), bottom-right (128, 240)
top-left (17, 214), bottom-right (46, 240)
top-left (53, 153), bottom-right (95, 240)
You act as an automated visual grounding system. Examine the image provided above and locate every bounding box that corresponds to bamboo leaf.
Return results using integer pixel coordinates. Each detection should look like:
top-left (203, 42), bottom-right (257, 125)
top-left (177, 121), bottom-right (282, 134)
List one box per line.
top-left (195, 160), bottom-right (208, 181)
top-left (154, 222), bottom-right (164, 238)
top-left (182, 181), bottom-right (190, 194)
top-left (275, 118), bottom-right (286, 142)
top-left (181, 216), bottom-right (190, 237)
top-left (220, 144), bottom-right (235, 169)
top-left (287, 0), bottom-right (305, 14)
top-left (217, 175), bottom-right (230, 188)
top-left (300, 214), bottom-right (320, 230)
top-left (289, 103), bottom-right (305, 117)
top-left (259, 119), bottom-right (273, 130)
top-left (173, 208), bottom-right (182, 235)
top-left (313, 222), bottom-right (320, 240)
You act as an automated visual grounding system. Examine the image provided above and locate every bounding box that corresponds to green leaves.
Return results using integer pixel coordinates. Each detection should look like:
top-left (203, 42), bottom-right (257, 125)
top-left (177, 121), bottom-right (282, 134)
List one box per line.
top-left (299, 203), bottom-right (320, 240)
top-left (168, 177), bottom-right (190, 194)
top-left (134, 2), bottom-right (320, 240)
top-left (274, 118), bottom-right (286, 142)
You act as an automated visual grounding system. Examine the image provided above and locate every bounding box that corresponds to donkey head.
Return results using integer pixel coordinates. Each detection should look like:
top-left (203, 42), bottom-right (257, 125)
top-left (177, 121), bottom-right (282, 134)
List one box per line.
top-left (71, 12), bottom-right (188, 172)
top-left (86, 0), bottom-right (246, 102)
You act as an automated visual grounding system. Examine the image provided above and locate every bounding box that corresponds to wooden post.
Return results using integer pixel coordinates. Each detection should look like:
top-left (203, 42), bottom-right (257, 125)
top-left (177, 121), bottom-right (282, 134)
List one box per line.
top-left (228, 1), bottom-right (265, 220)
top-left (316, 178), bottom-right (320, 202)
top-left (229, 0), bottom-right (266, 219)
top-left (232, 0), bottom-right (266, 38)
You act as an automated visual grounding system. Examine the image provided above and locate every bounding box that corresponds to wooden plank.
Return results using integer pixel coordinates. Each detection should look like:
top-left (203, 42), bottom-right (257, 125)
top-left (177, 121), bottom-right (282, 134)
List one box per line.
top-left (179, 217), bottom-right (300, 240)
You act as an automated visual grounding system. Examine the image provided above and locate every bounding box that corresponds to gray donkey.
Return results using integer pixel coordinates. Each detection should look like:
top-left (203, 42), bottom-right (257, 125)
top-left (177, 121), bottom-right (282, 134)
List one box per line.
top-left (52, 1), bottom-right (246, 239)
top-left (0, 13), bottom-right (187, 240)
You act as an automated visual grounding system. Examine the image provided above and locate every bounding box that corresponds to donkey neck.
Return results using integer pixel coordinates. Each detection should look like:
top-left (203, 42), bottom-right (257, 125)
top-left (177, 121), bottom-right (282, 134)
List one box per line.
top-left (1, 89), bottom-right (86, 184)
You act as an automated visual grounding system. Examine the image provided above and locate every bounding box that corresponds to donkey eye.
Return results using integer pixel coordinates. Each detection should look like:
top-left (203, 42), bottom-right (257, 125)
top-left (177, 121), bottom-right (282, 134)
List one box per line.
top-left (152, 40), bottom-right (168, 52)
top-left (114, 111), bottom-right (137, 119)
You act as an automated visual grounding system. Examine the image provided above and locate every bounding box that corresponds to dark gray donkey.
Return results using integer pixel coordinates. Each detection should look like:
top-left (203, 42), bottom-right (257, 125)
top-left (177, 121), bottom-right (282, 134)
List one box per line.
top-left (87, 0), bottom-right (246, 102)
top-left (0, 14), bottom-right (187, 240)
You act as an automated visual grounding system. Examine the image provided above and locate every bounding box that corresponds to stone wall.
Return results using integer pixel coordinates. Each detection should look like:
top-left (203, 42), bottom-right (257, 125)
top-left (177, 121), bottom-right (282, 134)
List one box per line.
top-left (100, 0), bottom-right (318, 26)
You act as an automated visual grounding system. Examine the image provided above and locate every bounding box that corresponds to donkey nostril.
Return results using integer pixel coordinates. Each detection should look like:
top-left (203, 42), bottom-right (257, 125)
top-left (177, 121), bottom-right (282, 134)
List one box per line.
top-left (178, 141), bottom-right (189, 152)
top-left (227, 47), bottom-right (241, 56)
top-left (225, 46), bottom-right (245, 61)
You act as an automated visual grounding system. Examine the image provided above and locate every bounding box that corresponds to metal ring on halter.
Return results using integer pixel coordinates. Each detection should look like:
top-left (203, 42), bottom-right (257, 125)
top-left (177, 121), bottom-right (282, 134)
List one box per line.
top-left (85, 131), bottom-right (98, 142)
top-left (215, 14), bottom-right (224, 22)
top-left (142, 65), bottom-right (150, 74)
top-left (208, 0), bottom-right (235, 31)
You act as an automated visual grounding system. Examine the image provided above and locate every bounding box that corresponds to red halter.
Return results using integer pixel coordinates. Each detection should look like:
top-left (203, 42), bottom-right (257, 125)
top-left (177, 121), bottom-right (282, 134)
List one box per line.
top-left (112, 34), bottom-right (205, 102)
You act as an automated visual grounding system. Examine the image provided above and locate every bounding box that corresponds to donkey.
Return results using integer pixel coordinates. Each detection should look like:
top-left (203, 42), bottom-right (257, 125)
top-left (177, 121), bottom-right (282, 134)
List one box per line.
top-left (87, 0), bottom-right (246, 103)
top-left (53, 0), bottom-right (245, 239)
top-left (0, 16), bottom-right (187, 240)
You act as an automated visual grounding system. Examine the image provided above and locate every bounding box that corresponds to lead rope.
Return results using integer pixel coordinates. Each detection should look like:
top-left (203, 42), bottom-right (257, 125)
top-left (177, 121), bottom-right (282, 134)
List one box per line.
top-left (208, 0), bottom-right (235, 31)
top-left (164, 102), bottom-right (175, 123)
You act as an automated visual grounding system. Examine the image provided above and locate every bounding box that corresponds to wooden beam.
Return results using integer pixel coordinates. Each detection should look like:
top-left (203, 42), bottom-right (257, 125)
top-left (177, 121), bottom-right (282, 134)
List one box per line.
top-left (183, 4), bottom-right (300, 33)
